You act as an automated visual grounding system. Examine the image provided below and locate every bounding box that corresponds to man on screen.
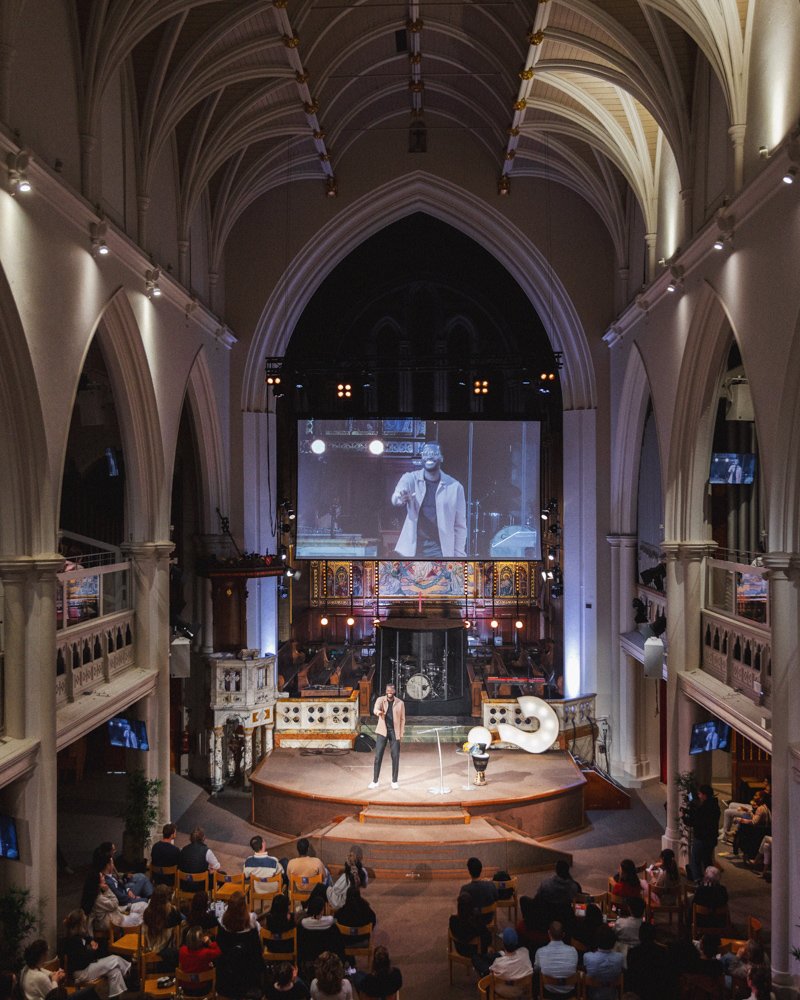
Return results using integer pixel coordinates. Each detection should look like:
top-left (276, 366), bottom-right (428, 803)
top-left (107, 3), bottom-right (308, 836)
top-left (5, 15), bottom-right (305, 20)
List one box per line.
top-left (391, 442), bottom-right (467, 558)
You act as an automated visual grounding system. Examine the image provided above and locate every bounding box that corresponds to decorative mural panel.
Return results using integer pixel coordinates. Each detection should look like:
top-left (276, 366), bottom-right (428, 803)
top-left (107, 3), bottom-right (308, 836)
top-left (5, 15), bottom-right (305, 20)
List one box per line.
top-left (378, 560), bottom-right (465, 597)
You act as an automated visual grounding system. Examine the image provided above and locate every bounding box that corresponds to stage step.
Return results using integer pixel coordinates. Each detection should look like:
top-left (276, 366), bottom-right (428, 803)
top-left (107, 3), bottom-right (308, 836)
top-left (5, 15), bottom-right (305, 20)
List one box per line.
top-left (299, 816), bottom-right (571, 879)
top-left (358, 803), bottom-right (471, 825)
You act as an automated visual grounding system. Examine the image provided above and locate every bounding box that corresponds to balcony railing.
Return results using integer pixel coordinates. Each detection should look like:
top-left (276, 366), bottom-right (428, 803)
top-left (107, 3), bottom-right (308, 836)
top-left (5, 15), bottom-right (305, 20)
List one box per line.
top-left (57, 561), bottom-right (130, 631)
top-left (56, 610), bottom-right (135, 707)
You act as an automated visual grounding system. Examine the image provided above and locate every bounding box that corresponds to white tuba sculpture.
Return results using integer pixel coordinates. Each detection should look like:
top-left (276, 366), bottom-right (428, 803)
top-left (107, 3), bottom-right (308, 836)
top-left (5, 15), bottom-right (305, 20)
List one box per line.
top-left (497, 695), bottom-right (559, 753)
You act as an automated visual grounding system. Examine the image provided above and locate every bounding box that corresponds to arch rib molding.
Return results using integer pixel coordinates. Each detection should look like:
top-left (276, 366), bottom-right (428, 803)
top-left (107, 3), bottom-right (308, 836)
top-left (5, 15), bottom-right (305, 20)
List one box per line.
top-left (242, 172), bottom-right (596, 412)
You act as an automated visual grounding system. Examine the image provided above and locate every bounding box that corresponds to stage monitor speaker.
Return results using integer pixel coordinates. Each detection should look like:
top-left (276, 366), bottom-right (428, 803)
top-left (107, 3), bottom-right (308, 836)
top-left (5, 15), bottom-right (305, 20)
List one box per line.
top-left (643, 636), bottom-right (665, 678)
top-left (354, 733), bottom-right (376, 753)
top-left (170, 636), bottom-right (191, 678)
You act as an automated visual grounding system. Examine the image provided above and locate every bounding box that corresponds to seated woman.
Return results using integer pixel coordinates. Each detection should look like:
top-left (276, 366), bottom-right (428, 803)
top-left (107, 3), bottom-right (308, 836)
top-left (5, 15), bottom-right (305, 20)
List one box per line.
top-left (350, 945), bottom-right (402, 1000)
top-left (614, 896), bottom-right (646, 948)
top-left (20, 940), bottom-right (66, 1000)
top-left (333, 886), bottom-right (376, 940)
top-left (182, 891), bottom-right (218, 936)
top-left (569, 901), bottom-right (603, 952)
top-left (326, 849), bottom-right (368, 912)
top-left (178, 925), bottom-right (221, 974)
top-left (265, 962), bottom-right (310, 1000)
top-left (62, 910), bottom-right (131, 998)
top-left (643, 848), bottom-right (681, 905)
top-left (80, 869), bottom-right (136, 937)
top-left (142, 884), bottom-right (182, 971)
top-left (745, 966), bottom-right (776, 1000)
top-left (722, 939), bottom-right (768, 999)
top-left (309, 952), bottom-right (352, 1000)
top-left (734, 792), bottom-right (771, 862)
top-left (215, 891), bottom-right (264, 999)
top-left (691, 867), bottom-right (729, 928)
top-left (261, 894), bottom-right (297, 957)
top-left (450, 891), bottom-right (491, 956)
top-left (611, 858), bottom-right (643, 899)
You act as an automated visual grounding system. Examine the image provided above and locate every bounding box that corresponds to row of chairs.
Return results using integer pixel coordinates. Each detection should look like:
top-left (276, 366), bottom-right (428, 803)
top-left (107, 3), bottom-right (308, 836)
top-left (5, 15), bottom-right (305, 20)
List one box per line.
top-left (476, 970), bottom-right (625, 999)
top-left (149, 864), bottom-right (321, 912)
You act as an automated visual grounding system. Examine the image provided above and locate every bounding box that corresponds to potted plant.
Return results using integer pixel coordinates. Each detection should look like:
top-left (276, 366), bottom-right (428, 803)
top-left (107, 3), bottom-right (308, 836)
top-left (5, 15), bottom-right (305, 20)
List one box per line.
top-left (0, 886), bottom-right (40, 970)
top-left (120, 769), bottom-right (162, 867)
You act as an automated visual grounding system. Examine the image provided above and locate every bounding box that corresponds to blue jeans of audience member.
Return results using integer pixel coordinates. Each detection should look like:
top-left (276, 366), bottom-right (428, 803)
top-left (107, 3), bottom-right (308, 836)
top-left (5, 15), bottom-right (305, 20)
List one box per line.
top-left (373, 733), bottom-right (400, 783)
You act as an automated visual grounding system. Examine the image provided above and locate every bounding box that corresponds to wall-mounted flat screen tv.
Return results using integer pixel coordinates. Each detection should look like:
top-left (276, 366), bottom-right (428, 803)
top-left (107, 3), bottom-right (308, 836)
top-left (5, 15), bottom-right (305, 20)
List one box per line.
top-left (689, 719), bottom-right (731, 755)
top-left (709, 452), bottom-right (755, 485)
top-left (108, 717), bottom-right (149, 750)
top-left (0, 813), bottom-right (19, 859)
top-left (296, 419), bottom-right (541, 561)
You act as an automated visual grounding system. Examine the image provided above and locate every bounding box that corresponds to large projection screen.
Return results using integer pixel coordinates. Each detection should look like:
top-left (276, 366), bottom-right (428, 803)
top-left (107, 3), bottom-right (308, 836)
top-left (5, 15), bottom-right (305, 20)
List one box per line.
top-left (296, 419), bottom-right (541, 560)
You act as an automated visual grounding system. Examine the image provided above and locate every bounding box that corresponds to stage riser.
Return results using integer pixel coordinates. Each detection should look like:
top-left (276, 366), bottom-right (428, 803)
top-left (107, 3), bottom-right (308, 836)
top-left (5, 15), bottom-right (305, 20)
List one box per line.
top-left (359, 805), bottom-right (470, 825)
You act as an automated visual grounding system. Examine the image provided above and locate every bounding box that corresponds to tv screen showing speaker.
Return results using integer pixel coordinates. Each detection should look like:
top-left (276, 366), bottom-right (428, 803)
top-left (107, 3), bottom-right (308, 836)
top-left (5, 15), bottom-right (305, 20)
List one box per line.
top-left (108, 717), bottom-right (149, 750)
top-left (0, 813), bottom-right (19, 860)
top-left (296, 419), bottom-right (541, 560)
top-left (709, 452), bottom-right (755, 484)
top-left (689, 719), bottom-right (731, 755)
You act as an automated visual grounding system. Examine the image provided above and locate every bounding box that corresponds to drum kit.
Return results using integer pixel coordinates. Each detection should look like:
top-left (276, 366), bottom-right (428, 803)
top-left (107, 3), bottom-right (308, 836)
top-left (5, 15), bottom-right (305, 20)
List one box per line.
top-left (392, 655), bottom-right (448, 700)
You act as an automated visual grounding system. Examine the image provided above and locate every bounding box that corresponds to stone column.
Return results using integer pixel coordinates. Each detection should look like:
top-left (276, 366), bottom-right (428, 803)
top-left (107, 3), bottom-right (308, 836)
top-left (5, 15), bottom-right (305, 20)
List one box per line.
top-left (728, 124), bottom-right (746, 193)
top-left (243, 728), bottom-right (254, 789)
top-left (201, 578), bottom-right (214, 653)
top-left (606, 536), bottom-right (622, 773)
top-left (618, 537), bottom-right (647, 779)
top-left (137, 196), bottom-right (151, 250)
top-left (644, 233), bottom-right (657, 284)
top-left (761, 554), bottom-right (800, 988)
top-left (211, 725), bottom-right (224, 791)
top-left (0, 556), bottom-right (64, 941)
top-left (661, 541), bottom-right (715, 853)
top-left (123, 543), bottom-right (174, 824)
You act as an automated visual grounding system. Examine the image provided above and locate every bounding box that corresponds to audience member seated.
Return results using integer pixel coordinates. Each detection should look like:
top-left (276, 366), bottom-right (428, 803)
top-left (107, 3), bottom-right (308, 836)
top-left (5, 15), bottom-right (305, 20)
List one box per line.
top-left (691, 868), bottom-right (729, 928)
top-left (625, 923), bottom-right (672, 1000)
top-left (614, 897), bottom-right (646, 949)
top-left (298, 896), bottom-right (343, 976)
top-left (215, 891), bottom-right (264, 999)
top-left (745, 966), bottom-right (775, 1000)
top-left (262, 892), bottom-right (298, 950)
top-left (265, 962), bottom-right (310, 1000)
top-left (611, 859), bottom-right (643, 900)
top-left (643, 849), bottom-right (680, 905)
top-left (695, 934), bottom-right (725, 978)
top-left (569, 902), bottom-right (603, 953)
top-left (752, 837), bottom-right (772, 880)
top-left (309, 952), bottom-right (352, 1000)
top-left (179, 827), bottom-right (221, 875)
top-left (721, 939), bottom-right (768, 998)
top-left (326, 849), bottom-right (368, 912)
top-left (20, 940), bottom-right (66, 1000)
top-left (459, 856), bottom-right (498, 920)
top-left (583, 925), bottom-right (625, 1000)
top-left (667, 930), bottom-right (704, 979)
top-left (178, 926), bottom-right (221, 974)
top-left (334, 886), bottom-right (376, 936)
top-left (244, 835), bottom-right (285, 896)
top-left (182, 891), bottom-right (219, 936)
top-left (80, 869), bottom-right (139, 936)
top-left (142, 884), bottom-right (182, 971)
top-left (731, 792), bottom-right (771, 862)
top-left (350, 944), bottom-right (402, 999)
top-left (516, 895), bottom-right (551, 955)
top-left (472, 927), bottom-right (532, 982)
top-left (62, 910), bottom-right (131, 998)
top-left (530, 861), bottom-right (582, 925)
top-left (151, 824), bottom-right (181, 883)
top-left (93, 842), bottom-right (153, 903)
top-left (450, 891), bottom-right (492, 956)
top-left (287, 838), bottom-right (329, 887)
top-left (533, 921), bottom-right (578, 998)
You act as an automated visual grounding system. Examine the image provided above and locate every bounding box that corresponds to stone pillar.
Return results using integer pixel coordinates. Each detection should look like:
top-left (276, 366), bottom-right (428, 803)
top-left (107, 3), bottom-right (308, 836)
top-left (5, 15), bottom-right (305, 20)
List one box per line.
top-left (211, 725), bottom-right (224, 791)
top-left (728, 124), bottom-right (746, 193)
top-left (617, 537), bottom-right (646, 779)
top-left (0, 556), bottom-right (64, 942)
top-left (661, 541), bottom-right (715, 853)
top-left (137, 196), bottom-right (151, 250)
top-left (644, 233), bottom-right (657, 284)
top-left (201, 578), bottom-right (214, 653)
top-left (243, 728), bottom-right (254, 789)
top-left (761, 554), bottom-right (800, 988)
top-left (605, 536), bottom-right (623, 773)
top-left (680, 187), bottom-right (693, 244)
top-left (123, 543), bottom-right (174, 824)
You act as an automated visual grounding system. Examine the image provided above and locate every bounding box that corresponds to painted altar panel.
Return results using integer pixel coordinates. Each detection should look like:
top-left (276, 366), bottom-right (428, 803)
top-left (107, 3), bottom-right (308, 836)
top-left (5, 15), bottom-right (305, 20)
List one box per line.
top-left (378, 560), bottom-right (468, 597)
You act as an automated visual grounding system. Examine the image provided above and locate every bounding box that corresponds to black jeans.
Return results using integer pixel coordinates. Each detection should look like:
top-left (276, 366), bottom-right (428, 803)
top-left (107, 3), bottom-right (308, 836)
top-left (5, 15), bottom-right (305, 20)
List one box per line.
top-left (373, 732), bottom-right (400, 782)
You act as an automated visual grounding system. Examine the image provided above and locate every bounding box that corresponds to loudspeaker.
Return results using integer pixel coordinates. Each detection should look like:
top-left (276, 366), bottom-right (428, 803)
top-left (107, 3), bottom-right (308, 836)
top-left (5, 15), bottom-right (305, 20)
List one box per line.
top-left (643, 636), bottom-right (665, 678)
top-left (354, 733), bottom-right (376, 753)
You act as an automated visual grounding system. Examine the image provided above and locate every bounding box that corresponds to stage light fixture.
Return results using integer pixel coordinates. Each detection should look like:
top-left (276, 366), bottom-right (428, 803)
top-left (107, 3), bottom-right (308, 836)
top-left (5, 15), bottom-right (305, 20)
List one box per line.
top-left (337, 382), bottom-right (352, 398)
top-left (490, 618), bottom-right (499, 630)
top-left (548, 547), bottom-right (556, 561)
top-left (713, 237), bottom-right (725, 251)
top-left (6, 150), bottom-right (31, 195)
top-left (783, 166), bottom-right (797, 184)
top-left (279, 545), bottom-right (288, 562)
top-left (464, 619), bottom-right (471, 629)
top-left (368, 439), bottom-right (385, 455)
top-left (515, 619), bottom-right (524, 630)
top-left (320, 614), bottom-right (329, 626)
top-left (498, 174), bottom-right (510, 196)
top-left (285, 566), bottom-right (294, 578)
top-left (145, 268), bottom-right (162, 299)
top-left (346, 614), bottom-right (355, 627)
top-left (90, 221), bottom-right (110, 257)
top-left (266, 373), bottom-right (282, 386)
top-left (310, 438), bottom-right (326, 455)
top-left (473, 379), bottom-right (489, 395)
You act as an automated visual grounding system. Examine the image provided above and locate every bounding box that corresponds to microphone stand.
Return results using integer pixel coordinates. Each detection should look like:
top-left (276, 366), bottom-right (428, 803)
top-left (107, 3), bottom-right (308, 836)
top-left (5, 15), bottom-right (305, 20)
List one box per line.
top-left (416, 725), bottom-right (462, 796)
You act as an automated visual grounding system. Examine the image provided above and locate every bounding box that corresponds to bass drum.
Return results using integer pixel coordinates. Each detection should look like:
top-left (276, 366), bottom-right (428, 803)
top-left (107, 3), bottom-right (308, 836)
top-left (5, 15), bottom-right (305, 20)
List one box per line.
top-left (404, 673), bottom-right (432, 700)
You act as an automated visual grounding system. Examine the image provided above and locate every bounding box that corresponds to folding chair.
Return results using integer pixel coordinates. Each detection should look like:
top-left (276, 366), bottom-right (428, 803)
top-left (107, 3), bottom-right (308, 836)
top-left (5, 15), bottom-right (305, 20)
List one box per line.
top-left (260, 925), bottom-right (298, 963)
top-left (495, 877), bottom-right (519, 926)
top-left (447, 928), bottom-right (480, 985)
top-left (335, 920), bottom-right (373, 968)
top-left (175, 967), bottom-right (216, 1000)
top-left (288, 872), bottom-right (322, 909)
top-left (248, 871), bottom-right (284, 912)
top-left (211, 870), bottom-right (246, 903)
top-left (176, 870), bottom-right (210, 911)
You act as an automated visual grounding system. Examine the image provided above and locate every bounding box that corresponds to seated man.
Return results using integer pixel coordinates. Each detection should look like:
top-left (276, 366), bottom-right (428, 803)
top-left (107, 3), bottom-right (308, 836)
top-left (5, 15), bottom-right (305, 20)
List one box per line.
top-left (178, 827), bottom-right (221, 874)
top-left (459, 857), bottom-right (498, 922)
top-left (150, 824), bottom-right (180, 884)
top-left (533, 921), bottom-right (578, 998)
top-left (625, 922), bottom-right (673, 1000)
top-left (286, 837), bottom-right (330, 888)
top-left (473, 927), bottom-right (532, 988)
top-left (530, 860), bottom-right (582, 925)
top-left (614, 896), bottom-right (646, 949)
top-left (583, 925), bottom-right (625, 1000)
top-left (243, 834), bottom-right (285, 897)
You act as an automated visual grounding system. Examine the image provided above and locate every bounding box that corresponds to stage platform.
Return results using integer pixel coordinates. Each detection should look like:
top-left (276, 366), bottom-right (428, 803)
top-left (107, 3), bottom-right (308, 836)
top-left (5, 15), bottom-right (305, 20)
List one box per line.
top-left (251, 745), bottom-right (586, 877)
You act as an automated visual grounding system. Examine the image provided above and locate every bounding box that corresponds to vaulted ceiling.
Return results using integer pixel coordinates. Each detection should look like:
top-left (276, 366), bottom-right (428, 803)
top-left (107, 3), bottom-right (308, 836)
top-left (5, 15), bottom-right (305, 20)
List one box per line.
top-left (74, 1), bottom-right (753, 268)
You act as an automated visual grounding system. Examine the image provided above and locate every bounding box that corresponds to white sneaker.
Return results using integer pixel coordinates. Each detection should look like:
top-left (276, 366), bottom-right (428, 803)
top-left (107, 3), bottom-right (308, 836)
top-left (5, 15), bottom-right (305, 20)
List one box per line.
top-left (368, 781), bottom-right (379, 789)
top-left (391, 781), bottom-right (399, 789)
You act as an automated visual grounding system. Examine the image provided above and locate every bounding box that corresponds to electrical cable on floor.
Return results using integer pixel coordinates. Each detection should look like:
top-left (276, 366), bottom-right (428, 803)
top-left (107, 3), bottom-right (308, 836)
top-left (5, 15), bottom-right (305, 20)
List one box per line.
top-left (298, 746), bottom-right (351, 756)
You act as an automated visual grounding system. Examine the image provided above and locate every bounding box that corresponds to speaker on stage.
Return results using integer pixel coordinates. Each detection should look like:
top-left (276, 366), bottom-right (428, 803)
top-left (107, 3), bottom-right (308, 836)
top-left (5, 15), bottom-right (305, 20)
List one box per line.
top-left (354, 733), bottom-right (376, 753)
top-left (643, 636), bottom-right (665, 678)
